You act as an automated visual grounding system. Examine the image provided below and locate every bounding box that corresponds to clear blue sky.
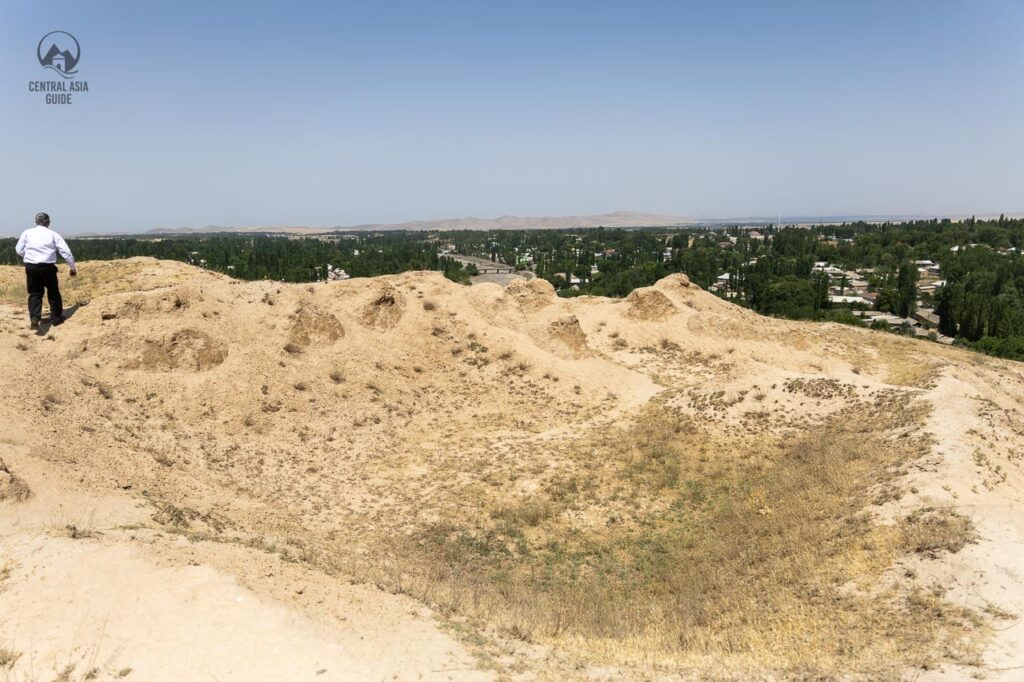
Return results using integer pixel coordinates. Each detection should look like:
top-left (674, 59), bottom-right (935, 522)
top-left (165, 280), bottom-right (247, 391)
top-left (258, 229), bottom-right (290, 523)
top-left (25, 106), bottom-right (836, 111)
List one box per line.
top-left (1, 0), bottom-right (1022, 234)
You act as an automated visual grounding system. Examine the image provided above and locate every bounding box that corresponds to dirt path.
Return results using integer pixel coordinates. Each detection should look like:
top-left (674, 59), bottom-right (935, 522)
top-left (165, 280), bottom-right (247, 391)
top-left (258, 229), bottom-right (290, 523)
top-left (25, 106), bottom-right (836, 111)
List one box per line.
top-left (909, 373), bottom-right (1024, 679)
top-left (0, 445), bottom-right (492, 682)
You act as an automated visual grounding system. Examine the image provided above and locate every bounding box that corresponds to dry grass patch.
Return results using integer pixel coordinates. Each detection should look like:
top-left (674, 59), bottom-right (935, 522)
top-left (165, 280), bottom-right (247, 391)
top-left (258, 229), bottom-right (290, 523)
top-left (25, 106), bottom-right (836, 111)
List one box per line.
top-left (364, 391), bottom-right (985, 677)
top-left (901, 506), bottom-right (977, 558)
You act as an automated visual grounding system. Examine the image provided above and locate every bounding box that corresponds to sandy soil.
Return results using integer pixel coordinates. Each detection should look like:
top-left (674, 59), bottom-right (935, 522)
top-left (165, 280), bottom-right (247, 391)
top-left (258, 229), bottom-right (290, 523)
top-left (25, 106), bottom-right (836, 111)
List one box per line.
top-left (0, 444), bottom-right (490, 681)
top-left (1, 257), bottom-right (1023, 679)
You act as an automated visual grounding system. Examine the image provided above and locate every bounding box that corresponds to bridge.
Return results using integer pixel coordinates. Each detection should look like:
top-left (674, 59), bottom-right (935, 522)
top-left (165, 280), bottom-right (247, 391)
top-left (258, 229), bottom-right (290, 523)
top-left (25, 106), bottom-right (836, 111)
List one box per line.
top-left (448, 254), bottom-right (517, 275)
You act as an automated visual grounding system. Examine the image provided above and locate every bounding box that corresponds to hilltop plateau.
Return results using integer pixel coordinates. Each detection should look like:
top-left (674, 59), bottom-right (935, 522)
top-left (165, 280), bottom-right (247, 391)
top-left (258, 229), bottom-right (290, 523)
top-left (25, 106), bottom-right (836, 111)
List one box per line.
top-left (1, 258), bottom-right (1023, 680)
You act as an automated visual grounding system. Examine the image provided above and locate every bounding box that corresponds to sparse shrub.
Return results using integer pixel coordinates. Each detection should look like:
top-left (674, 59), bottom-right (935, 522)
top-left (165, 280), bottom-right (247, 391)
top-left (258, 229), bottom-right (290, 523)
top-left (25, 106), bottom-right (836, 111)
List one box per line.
top-left (153, 452), bottom-right (175, 467)
top-left (901, 506), bottom-right (977, 558)
top-left (423, 300), bottom-right (437, 311)
top-left (284, 342), bottom-right (302, 355)
top-left (0, 648), bottom-right (22, 669)
top-left (64, 524), bottom-right (98, 540)
top-left (659, 337), bottom-right (681, 352)
top-left (330, 370), bottom-right (344, 383)
top-left (294, 381), bottom-right (308, 391)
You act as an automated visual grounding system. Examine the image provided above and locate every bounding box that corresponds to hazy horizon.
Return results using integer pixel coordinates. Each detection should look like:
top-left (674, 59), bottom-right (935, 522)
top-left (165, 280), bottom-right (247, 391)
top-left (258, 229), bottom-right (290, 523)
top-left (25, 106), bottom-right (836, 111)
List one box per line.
top-left (2, 1), bottom-right (1023, 234)
top-left (20, 209), bottom-right (1024, 239)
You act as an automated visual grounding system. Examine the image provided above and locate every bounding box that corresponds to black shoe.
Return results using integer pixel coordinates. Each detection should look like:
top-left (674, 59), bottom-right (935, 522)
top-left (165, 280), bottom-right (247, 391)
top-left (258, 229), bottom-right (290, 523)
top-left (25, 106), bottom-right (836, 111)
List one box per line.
top-left (51, 316), bottom-right (64, 326)
top-left (30, 318), bottom-right (40, 330)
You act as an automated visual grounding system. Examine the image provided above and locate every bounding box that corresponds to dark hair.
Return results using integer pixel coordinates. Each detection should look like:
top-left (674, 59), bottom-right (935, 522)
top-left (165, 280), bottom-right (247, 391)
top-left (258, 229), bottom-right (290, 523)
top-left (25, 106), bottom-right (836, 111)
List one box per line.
top-left (35, 212), bottom-right (50, 225)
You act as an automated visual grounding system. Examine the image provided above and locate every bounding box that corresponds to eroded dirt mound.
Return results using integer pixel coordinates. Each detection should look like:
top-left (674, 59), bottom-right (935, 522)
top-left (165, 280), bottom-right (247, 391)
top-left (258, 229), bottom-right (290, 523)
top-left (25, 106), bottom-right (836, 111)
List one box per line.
top-left (360, 285), bottom-right (406, 330)
top-left (655, 273), bottom-right (695, 292)
top-left (625, 287), bottom-right (677, 320)
top-left (548, 314), bottom-right (591, 357)
top-left (127, 328), bottom-right (228, 371)
top-left (3, 258), bottom-right (1023, 680)
top-left (502, 278), bottom-right (556, 312)
top-left (108, 285), bottom-right (201, 320)
top-left (288, 307), bottom-right (345, 349)
top-left (0, 458), bottom-right (31, 502)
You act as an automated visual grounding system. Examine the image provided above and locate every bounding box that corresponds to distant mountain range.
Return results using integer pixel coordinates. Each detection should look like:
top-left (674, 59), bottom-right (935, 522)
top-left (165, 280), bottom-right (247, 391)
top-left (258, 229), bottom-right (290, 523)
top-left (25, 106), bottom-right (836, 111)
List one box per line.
top-left (67, 210), bottom-right (1019, 237)
top-left (142, 211), bottom-right (698, 235)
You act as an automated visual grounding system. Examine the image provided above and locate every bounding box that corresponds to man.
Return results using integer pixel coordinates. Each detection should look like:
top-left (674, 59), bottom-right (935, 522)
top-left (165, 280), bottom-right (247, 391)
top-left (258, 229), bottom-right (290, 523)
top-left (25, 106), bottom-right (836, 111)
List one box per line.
top-left (15, 212), bottom-right (77, 330)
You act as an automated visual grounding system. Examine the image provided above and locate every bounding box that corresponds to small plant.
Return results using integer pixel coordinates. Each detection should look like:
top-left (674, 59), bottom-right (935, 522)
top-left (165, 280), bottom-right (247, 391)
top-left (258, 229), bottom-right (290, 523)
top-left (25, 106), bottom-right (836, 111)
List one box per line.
top-left (294, 381), bottom-right (308, 391)
top-left (329, 370), bottom-right (344, 383)
top-left (422, 300), bottom-right (437, 311)
top-left (64, 524), bottom-right (99, 540)
top-left (0, 647), bottom-right (22, 669)
top-left (153, 452), bottom-right (175, 467)
top-left (283, 342), bottom-right (303, 355)
top-left (901, 506), bottom-right (977, 558)
top-left (659, 337), bottom-right (681, 351)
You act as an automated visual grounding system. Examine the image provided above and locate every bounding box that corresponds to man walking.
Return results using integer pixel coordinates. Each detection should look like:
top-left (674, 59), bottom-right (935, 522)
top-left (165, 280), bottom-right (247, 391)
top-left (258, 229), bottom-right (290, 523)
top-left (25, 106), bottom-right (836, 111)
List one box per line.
top-left (15, 212), bottom-right (77, 330)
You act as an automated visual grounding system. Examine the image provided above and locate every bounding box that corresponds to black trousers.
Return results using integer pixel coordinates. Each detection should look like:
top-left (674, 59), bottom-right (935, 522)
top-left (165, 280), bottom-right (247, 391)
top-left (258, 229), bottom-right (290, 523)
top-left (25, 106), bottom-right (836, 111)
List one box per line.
top-left (25, 263), bottom-right (62, 321)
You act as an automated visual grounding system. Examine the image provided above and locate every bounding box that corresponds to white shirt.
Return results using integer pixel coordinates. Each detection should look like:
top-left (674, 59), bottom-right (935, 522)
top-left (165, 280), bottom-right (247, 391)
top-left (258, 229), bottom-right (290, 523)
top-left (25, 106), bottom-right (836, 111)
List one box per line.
top-left (15, 225), bottom-right (76, 268)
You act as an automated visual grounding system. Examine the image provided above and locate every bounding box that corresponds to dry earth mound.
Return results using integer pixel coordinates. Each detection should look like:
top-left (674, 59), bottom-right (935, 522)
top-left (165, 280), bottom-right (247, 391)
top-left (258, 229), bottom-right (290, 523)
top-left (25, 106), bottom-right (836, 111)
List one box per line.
top-left (547, 314), bottom-right (591, 357)
top-left (1, 257), bottom-right (1023, 680)
top-left (0, 458), bottom-right (31, 502)
top-left (288, 306), bottom-right (345, 349)
top-left (624, 286), bottom-right (678, 320)
top-left (360, 284), bottom-right (406, 329)
top-left (501, 277), bottom-right (556, 312)
top-left (127, 328), bottom-right (228, 371)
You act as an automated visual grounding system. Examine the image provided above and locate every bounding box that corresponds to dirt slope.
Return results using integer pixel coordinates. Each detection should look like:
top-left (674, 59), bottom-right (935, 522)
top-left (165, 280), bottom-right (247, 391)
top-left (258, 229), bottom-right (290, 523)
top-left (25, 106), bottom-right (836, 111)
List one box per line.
top-left (1, 258), bottom-right (1023, 680)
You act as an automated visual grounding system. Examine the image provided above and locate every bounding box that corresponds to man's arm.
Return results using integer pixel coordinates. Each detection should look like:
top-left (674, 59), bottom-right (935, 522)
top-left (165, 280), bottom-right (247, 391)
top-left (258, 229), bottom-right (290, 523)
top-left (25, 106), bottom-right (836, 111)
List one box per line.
top-left (15, 232), bottom-right (26, 259)
top-left (53, 233), bottom-right (77, 274)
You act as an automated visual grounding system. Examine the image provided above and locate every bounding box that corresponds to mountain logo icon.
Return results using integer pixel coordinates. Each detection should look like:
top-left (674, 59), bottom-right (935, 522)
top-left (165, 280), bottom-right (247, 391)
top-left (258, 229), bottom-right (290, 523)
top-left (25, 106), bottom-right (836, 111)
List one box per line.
top-left (37, 31), bottom-right (80, 78)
